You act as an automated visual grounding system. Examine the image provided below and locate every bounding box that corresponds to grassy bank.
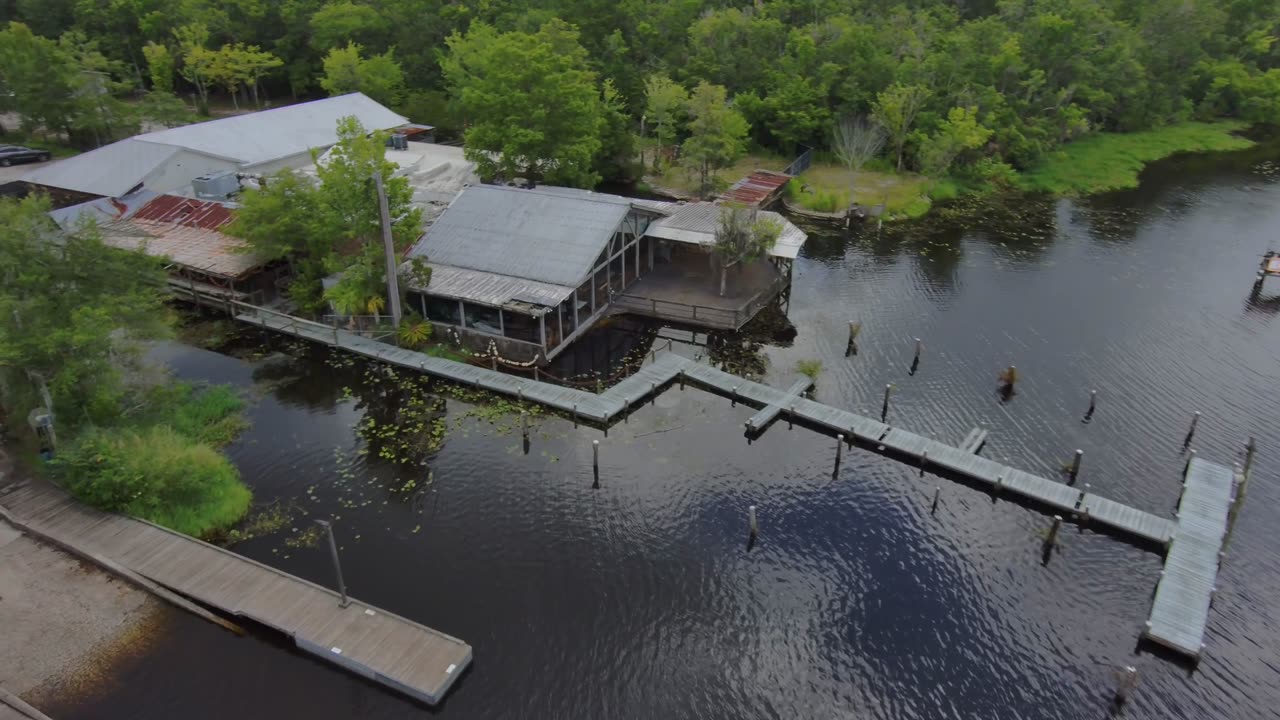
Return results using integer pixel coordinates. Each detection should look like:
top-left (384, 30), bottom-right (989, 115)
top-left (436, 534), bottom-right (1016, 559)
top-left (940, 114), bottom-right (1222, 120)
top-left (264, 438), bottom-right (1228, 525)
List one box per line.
top-left (787, 163), bottom-right (933, 219)
top-left (53, 384), bottom-right (253, 538)
top-left (1016, 120), bottom-right (1253, 195)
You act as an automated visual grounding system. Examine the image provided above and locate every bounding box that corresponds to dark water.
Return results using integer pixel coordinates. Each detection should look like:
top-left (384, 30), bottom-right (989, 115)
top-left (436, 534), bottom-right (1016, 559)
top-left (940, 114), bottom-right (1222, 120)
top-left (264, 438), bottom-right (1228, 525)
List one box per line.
top-left (50, 143), bottom-right (1280, 720)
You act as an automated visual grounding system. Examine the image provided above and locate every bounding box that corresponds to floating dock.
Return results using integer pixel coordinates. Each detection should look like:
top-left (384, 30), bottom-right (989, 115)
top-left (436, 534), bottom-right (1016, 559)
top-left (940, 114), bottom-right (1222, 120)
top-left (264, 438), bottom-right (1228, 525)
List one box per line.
top-left (1143, 457), bottom-right (1237, 659)
top-left (0, 480), bottom-right (472, 706)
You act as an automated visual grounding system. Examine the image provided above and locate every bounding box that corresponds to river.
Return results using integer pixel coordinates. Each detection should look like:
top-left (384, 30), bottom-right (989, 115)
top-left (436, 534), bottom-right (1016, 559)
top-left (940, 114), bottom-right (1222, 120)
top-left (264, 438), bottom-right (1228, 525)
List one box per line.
top-left (48, 140), bottom-right (1280, 719)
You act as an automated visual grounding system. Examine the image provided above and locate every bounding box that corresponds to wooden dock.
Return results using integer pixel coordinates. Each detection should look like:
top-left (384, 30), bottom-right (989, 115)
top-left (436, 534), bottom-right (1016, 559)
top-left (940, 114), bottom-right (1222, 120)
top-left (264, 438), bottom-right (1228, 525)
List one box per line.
top-left (234, 305), bottom-right (1243, 657)
top-left (0, 480), bottom-right (472, 706)
top-left (1143, 457), bottom-right (1237, 660)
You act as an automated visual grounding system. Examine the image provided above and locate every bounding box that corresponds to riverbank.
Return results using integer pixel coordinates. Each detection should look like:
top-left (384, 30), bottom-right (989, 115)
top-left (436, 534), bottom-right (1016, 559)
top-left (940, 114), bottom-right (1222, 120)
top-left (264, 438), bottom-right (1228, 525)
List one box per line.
top-left (1014, 120), bottom-right (1254, 195)
top-left (0, 519), bottom-right (162, 705)
top-left (640, 120), bottom-right (1256, 223)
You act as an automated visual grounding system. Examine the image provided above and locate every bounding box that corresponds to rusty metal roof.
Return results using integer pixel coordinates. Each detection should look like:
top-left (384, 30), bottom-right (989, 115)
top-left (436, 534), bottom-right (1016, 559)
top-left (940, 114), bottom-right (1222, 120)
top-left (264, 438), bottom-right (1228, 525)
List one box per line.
top-left (131, 194), bottom-right (235, 229)
top-left (719, 170), bottom-right (792, 207)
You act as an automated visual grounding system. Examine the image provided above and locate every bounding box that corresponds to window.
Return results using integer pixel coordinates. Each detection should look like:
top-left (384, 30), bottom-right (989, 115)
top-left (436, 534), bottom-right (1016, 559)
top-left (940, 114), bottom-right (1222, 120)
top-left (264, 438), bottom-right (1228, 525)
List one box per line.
top-left (424, 295), bottom-right (461, 325)
top-left (463, 302), bottom-right (501, 334)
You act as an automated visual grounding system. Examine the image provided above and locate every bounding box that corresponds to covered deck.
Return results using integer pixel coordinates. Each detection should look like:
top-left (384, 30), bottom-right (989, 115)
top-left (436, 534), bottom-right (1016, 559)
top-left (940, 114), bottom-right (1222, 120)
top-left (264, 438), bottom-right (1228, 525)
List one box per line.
top-left (613, 247), bottom-right (785, 330)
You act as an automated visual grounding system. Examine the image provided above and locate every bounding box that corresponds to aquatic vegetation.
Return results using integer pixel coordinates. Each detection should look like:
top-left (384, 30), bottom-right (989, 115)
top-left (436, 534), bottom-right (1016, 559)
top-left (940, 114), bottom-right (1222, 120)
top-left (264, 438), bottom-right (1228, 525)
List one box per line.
top-left (796, 359), bottom-right (823, 380)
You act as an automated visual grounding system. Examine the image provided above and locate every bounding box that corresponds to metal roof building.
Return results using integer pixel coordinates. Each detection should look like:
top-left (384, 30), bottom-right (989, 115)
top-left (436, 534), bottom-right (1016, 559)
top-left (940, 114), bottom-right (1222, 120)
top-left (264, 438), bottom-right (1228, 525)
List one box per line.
top-left (406, 184), bottom-right (660, 301)
top-left (24, 93), bottom-right (407, 199)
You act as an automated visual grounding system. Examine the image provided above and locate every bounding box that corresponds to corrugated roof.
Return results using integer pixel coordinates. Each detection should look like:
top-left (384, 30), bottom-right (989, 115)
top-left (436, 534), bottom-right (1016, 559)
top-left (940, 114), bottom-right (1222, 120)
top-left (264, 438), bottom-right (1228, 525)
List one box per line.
top-left (24, 140), bottom-right (183, 197)
top-left (646, 203), bottom-right (808, 259)
top-left (140, 93), bottom-right (407, 167)
top-left (719, 170), bottom-right (792, 206)
top-left (408, 185), bottom-right (631, 287)
top-left (24, 93), bottom-right (406, 196)
top-left (48, 189), bottom-right (159, 229)
top-left (409, 264), bottom-right (573, 308)
top-left (131, 194), bottom-right (235, 228)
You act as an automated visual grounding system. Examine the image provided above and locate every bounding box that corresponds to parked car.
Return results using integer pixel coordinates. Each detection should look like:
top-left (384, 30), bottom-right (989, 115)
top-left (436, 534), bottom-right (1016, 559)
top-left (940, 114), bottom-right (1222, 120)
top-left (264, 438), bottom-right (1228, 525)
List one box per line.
top-left (0, 145), bottom-right (51, 166)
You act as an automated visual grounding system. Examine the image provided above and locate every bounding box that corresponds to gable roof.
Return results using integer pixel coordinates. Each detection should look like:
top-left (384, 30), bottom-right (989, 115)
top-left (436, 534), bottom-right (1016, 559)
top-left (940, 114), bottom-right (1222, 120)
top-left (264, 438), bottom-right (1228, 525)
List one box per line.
top-left (139, 93), bottom-right (407, 167)
top-left (24, 139), bottom-right (190, 198)
top-left (24, 93), bottom-right (407, 197)
top-left (408, 184), bottom-right (635, 287)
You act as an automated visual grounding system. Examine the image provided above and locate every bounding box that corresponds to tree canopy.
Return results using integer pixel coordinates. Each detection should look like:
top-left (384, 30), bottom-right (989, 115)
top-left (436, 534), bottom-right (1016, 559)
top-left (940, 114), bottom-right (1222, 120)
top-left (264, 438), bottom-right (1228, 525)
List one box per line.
top-left (442, 19), bottom-right (607, 188)
top-left (0, 0), bottom-right (1276, 176)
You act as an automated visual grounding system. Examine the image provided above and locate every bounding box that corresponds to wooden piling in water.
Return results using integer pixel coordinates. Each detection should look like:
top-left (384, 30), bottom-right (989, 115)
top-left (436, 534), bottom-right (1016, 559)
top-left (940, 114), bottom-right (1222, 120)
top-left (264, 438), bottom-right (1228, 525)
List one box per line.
top-left (920, 450), bottom-right (929, 476)
top-left (931, 486), bottom-right (940, 515)
top-left (881, 384), bottom-right (892, 421)
top-left (731, 386), bottom-right (739, 407)
top-left (1184, 411), bottom-right (1201, 447)
top-left (1046, 515), bottom-right (1063, 547)
top-left (834, 434), bottom-right (844, 475)
top-left (1088, 390), bottom-right (1096, 415)
top-left (749, 505), bottom-right (758, 539)
top-left (846, 321), bottom-right (862, 356)
top-left (788, 405), bottom-right (794, 430)
top-left (913, 338), bottom-right (922, 364)
top-left (521, 410), bottom-right (529, 441)
top-left (1070, 449), bottom-right (1083, 483)
top-left (1114, 666), bottom-right (1138, 705)
top-left (572, 404), bottom-right (578, 428)
top-left (592, 440), bottom-right (599, 479)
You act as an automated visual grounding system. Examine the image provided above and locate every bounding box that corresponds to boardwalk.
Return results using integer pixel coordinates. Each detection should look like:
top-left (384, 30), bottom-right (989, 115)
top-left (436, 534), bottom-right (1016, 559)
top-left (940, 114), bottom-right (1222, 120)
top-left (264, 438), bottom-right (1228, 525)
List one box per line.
top-left (235, 306), bottom-right (1245, 656)
top-left (0, 480), bottom-right (471, 706)
top-left (1144, 457), bottom-right (1237, 659)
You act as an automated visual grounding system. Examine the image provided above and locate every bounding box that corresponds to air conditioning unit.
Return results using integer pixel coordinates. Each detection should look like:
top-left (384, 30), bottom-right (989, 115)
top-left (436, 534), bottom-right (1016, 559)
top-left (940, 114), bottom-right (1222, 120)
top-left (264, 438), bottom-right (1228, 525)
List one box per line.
top-left (192, 170), bottom-right (239, 200)
top-left (386, 133), bottom-right (409, 151)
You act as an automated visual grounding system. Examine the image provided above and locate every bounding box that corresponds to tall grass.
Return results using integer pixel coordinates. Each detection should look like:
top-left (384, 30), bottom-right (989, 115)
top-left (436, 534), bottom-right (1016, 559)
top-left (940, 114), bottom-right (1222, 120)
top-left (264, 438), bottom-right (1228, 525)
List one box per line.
top-left (55, 425), bottom-right (251, 538)
top-left (1017, 121), bottom-right (1253, 195)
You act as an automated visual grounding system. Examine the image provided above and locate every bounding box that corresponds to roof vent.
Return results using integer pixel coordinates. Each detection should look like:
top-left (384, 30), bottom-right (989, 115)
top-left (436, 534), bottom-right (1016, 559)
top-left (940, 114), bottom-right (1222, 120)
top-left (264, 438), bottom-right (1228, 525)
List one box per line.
top-left (191, 170), bottom-right (239, 200)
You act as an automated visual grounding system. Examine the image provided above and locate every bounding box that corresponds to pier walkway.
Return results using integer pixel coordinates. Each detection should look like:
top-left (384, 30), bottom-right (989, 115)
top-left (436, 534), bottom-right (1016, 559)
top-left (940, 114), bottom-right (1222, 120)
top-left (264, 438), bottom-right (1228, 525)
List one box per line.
top-left (0, 480), bottom-right (472, 706)
top-left (1144, 457), bottom-right (1238, 659)
top-left (235, 305), bottom-right (1240, 659)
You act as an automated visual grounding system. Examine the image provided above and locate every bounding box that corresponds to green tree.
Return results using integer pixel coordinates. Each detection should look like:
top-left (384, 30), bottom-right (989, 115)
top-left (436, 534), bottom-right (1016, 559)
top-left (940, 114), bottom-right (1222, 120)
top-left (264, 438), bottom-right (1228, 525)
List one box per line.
top-left (873, 83), bottom-right (931, 171)
top-left (0, 197), bottom-right (171, 427)
top-left (143, 42), bottom-right (175, 92)
top-left (174, 24), bottom-right (216, 115)
top-left (0, 22), bottom-right (82, 137)
top-left (712, 204), bottom-right (780, 296)
top-left (643, 73), bottom-right (687, 167)
top-left (918, 106), bottom-right (993, 177)
top-left (442, 19), bottom-right (606, 188)
top-left (227, 117), bottom-right (422, 314)
top-left (309, 1), bottom-right (388, 51)
top-left (319, 42), bottom-right (405, 107)
top-left (681, 81), bottom-right (749, 197)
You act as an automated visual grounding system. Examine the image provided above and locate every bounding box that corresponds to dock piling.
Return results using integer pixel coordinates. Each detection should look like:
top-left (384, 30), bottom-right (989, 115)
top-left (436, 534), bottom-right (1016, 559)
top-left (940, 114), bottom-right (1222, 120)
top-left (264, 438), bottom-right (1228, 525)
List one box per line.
top-left (572, 404), bottom-right (578, 428)
top-left (1244, 436), bottom-right (1257, 477)
top-left (592, 440), bottom-right (600, 485)
top-left (521, 410), bottom-right (529, 450)
top-left (881, 384), bottom-right (892, 422)
top-left (914, 338), bottom-right (922, 363)
top-left (834, 434), bottom-right (844, 476)
top-left (1085, 389), bottom-right (1096, 421)
top-left (315, 520), bottom-right (350, 608)
top-left (846, 321), bottom-right (862, 356)
top-left (1045, 515), bottom-right (1063, 548)
top-left (1183, 411), bottom-right (1201, 447)
top-left (1114, 666), bottom-right (1138, 705)
top-left (679, 371), bottom-right (685, 391)
top-left (1069, 449), bottom-right (1083, 484)
top-left (749, 505), bottom-right (758, 539)
top-left (788, 405), bottom-right (794, 430)
top-left (731, 386), bottom-right (739, 407)
top-left (931, 486), bottom-right (940, 515)
top-left (920, 450), bottom-right (929, 476)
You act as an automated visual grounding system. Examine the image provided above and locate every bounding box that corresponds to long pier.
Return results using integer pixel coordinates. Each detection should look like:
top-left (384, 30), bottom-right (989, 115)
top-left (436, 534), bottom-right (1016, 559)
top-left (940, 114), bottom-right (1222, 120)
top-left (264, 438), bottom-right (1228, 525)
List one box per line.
top-left (0, 480), bottom-right (472, 706)
top-left (236, 304), bottom-right (1239, 661)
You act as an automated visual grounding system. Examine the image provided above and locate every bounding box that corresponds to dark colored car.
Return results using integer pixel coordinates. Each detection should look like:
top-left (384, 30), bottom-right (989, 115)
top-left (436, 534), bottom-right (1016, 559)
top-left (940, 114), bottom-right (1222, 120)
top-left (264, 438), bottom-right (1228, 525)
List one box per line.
top-left (0, 144), bottom-right (51, 167)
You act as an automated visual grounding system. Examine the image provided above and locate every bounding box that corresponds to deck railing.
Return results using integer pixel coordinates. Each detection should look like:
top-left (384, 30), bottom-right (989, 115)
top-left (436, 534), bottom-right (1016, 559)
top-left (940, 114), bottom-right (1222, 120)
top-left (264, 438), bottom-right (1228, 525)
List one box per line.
top-left (614, 274), bottom-right (784, 331)
top-left (782, 145), bottom-right (814, 177)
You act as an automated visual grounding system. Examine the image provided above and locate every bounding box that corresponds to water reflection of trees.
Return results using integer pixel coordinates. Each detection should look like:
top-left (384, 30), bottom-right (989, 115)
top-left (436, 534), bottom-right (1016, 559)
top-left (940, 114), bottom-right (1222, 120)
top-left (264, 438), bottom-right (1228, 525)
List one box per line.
top-left (250, 346), bottom-right (350, 411)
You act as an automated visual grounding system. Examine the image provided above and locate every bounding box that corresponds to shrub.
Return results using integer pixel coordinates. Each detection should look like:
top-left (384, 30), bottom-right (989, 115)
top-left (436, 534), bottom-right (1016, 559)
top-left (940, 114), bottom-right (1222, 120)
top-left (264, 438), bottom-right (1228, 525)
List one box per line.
top-left (796, 359), bottom-right (823, 380)
top-left (55, 426), bottom-right (251, 537)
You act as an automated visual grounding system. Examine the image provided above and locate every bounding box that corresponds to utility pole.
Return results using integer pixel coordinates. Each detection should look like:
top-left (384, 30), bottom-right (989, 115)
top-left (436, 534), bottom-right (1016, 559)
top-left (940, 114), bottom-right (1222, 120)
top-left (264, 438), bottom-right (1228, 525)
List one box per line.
top-left (374, 171), bottom-right (402, 328)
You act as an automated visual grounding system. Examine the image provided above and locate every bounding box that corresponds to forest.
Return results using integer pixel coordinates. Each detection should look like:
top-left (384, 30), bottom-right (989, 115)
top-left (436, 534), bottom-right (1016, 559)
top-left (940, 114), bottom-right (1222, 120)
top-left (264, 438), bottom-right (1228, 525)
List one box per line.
top-left (0, 0), bottom-right (1277, 193)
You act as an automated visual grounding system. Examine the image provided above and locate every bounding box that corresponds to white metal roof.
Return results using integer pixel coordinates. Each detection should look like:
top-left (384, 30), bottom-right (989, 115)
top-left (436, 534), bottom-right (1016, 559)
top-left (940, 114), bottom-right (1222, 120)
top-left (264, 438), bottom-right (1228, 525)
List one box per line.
top-left (23, 140), bottom-right (185, 197)
top-left (645, 203), bottom-right (808, 259)
top-left (141, 93), bottom-right (407, 167)
top-left (24, 93), bottom-right (407, 196)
